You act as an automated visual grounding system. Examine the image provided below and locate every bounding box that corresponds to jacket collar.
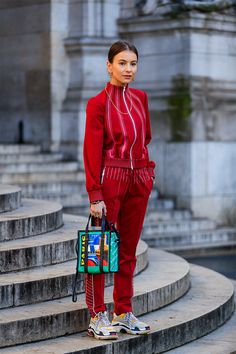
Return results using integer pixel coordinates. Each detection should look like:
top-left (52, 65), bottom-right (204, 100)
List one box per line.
top-left (106, 81), bottom-right (129, 93)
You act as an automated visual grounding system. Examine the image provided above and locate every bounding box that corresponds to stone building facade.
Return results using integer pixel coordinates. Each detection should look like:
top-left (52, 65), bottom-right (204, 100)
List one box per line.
top-left (0, 0), bottom-right (236, 222)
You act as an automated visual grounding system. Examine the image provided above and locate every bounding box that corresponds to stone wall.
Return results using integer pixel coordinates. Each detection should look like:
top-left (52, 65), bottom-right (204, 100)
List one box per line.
top-left (154, 141), bottom-right (236, 223)
top-left (0, 0), bottom-right (51, 148)
top-left (118, 6), bottom-right (236, 221)
top-left (0, 0), bottom-right (69, 151)
top-left (1, 0), bottom-right (236, 221)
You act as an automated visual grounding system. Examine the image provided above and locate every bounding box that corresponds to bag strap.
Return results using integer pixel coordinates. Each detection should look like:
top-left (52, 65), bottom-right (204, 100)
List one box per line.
top-left (100, 209), bottom-right (107, 272)
top-left (100, 232), bottom-right (105, 273)
top-left (84, 232), bottom-right (89, 273)
top-left (109, 221), bottom-right (120, 240)
top-left (72, 242), bottom-right (82, 302)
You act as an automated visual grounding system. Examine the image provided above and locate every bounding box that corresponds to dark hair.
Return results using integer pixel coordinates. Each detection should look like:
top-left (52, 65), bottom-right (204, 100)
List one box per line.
top-left (108, 40), bottom-right (139, 63)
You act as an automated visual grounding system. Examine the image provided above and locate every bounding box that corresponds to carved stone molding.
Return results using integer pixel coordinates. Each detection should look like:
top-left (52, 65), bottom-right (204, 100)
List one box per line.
top-left (134, 0), bottom-right (236, 16)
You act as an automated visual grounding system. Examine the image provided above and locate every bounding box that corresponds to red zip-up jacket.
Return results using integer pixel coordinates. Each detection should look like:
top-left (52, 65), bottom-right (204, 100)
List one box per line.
top-left (83, 81), bottom-right (156, 202)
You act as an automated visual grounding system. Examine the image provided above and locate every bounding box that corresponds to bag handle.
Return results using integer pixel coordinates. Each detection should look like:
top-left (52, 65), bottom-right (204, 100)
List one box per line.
top-left (72, 209), bottom-right (120, 302)
top-left (85, 208), bottom-right (110, 233)
top-left (84, 209), bottom-right (108, 273)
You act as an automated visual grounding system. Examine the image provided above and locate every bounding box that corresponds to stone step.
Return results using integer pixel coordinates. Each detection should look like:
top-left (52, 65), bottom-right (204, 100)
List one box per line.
top-left (145, 208), bottom-right (192, 221)
top-left (0, 171), bottom-right (84, 184)
top-left (0, 152), bottom-right (64, 163)
top-left (19, 182), bottom-right (87, 200)
top-left (142, 227), bottom-right (236, 248)
top-left (143, 218), bottom-right (216, 233)
top-left (60, 195), bottom-right (178, 212)
top-left (0, 240), bottom-right (148, 309)
top-left (166, 239), bottom-right (236, 257)
top-left (0, 184), bottom-right (21, 213)
top-left (63, 204), bottom-right (89, 216)
top-left (0, 198), bottom-right (63, 241)
top-left (62, 197), bottom-right (177, 215)
top-left (0, 214), bottom-right (87, 272)
top-left (0, 144), bottom-right (41, 154)
top-left (165, 280), bottom-right (236, 354)
top-left (148, 196), bottom-right (175, 210)
top-left (62, 199), bottom-right (183, 219)
top-left (1, 262), bottom-right (233, 353)
top-left (0, 162), bottom-right (79, 173)
top-left (0, 249), bottom-right (190, 347)
top-left (63, 200), bottom-right (181, 218)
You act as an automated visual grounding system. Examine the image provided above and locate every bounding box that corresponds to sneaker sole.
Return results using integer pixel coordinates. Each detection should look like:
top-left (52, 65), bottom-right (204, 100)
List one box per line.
top-left (87, 328), bottom-right (118, 340)
top-left (112, 324), bottom-right (151, 335)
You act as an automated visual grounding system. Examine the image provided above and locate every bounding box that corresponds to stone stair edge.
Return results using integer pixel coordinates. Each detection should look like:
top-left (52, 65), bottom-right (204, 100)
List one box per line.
top-left (0, 214), bottom-right (88, 272)
top-left (144, 218), bottom-right (216, 226)
top-left (0, 162), bottom-right (80, 173)
top-left (0, 184), bottom-right (21, 213)
top-left (0, 240), bottom-right (149, 308)
top-left (0, 199), bottom-right (63, 241)
top-left (0, 152), bottom-right (63, 159)
top-left (0, 184), bottom-right (22, 195)
top-left (165, 279), bottom-right (236, 354)
top-left (0, 214), bottom-right (87, 249)
top-left (0, 249), bottom-right (190, 347)
top-left (0, 262), bottom-right (233, 354)
top-left (0, 172), bottom-right (85, 184)
top-left (143, 226), bottom-right (236, 237)
top-left (166, 239), bottom-right (236, 251)
top-left (0, 144), bottom-right (41, 154)
top-left (0, 240), bottom-right (148, 283)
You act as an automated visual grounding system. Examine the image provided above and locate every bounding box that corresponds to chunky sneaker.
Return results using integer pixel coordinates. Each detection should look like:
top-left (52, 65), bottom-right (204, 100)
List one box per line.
top-left (112, 312), bottom-right (151, 335)
top-left (87, 311), bottom-right (118, 340)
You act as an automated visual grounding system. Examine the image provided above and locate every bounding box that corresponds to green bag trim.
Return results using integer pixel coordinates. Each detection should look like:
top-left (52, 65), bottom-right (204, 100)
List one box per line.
top-left (76, 230), bottom-right (119, 274)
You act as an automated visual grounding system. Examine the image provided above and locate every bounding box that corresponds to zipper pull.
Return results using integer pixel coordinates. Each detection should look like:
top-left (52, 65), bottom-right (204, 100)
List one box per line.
top-left (101, 167), bottom-right (106, 184)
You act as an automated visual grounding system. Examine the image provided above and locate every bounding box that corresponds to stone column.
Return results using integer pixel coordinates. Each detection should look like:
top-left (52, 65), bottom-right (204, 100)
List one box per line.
top-left (118, 1), bottom-right (236, 222)
top-left (50, 0), bottom-right (70, 152)
top-left (60, 0), bottom-right (121, 166)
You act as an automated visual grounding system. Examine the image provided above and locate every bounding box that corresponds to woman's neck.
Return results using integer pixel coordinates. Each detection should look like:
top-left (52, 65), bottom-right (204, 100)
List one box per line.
top-left (109, 78), bottom-right (126, 87)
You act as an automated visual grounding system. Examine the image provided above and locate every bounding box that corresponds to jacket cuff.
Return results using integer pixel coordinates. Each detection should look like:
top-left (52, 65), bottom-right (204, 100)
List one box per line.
top-left (147, 160), bottom-right (156, 178)
top-left (88, 189), bottom-right (104, 203)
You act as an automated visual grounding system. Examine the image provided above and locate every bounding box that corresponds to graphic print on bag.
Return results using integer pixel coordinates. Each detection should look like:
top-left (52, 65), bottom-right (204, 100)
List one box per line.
top-left (77, 230), bottom-right (119, 274)
top-left (80, 232), bottom-right (108, 267)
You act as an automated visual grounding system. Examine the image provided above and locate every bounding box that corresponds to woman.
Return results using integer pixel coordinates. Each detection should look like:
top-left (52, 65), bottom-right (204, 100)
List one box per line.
top-left (83, 40), bottom-right (156, 340)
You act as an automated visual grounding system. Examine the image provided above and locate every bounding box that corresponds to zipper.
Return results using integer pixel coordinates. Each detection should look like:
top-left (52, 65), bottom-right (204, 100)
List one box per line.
top-left (123, 85), bottom-right (137, 170)
top-left (101, 166), bottom-right (106, 184)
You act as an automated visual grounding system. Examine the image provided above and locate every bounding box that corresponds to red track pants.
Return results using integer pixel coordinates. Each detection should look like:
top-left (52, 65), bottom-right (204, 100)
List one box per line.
top-left (85, 165), bottom-right (154, 317)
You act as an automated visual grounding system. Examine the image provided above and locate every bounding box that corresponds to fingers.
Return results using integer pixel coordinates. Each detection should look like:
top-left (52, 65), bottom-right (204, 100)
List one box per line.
top-left (90, 201), bottom-right (107, 218)
top-left (104, 204), bottom-right (107, 215)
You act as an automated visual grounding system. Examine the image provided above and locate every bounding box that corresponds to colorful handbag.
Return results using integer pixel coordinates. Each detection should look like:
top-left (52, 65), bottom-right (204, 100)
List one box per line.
top-left (72, 209), bottom-right (120, 302)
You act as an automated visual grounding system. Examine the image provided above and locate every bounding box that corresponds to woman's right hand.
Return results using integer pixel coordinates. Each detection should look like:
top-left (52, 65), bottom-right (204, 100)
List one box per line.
top-left (90, 201), bottom-right (107, 219)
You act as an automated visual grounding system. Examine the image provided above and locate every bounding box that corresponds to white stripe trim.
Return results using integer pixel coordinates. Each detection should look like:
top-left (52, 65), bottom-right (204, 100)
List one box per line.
top-left (117, 88), bottom-right (128, 158)
top-left (129, 91), bottom-right (146, 149)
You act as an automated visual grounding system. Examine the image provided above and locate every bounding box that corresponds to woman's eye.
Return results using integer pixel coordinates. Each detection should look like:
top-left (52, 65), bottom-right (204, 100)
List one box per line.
top-left (131, 63), bottom-right (137, 67)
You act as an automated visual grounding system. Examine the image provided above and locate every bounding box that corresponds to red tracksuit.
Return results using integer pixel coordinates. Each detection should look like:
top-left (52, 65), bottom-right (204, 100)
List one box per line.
top-left (83, 81), bottom-right (156, 317)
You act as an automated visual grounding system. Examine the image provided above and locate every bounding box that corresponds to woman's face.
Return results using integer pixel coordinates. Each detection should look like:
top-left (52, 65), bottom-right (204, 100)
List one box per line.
top-left (107, 50), bottom-right (138, 87)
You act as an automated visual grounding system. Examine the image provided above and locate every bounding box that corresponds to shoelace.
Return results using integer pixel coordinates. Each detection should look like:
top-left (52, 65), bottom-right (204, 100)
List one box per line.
top-left (96, 312), bottom-right (111, 327)
top-left (125, 312), bottom-right (139, 326)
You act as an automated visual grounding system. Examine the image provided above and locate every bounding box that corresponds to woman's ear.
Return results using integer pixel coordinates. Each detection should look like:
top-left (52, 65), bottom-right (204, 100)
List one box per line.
top-left (106, 60), bottom-right (112, 75)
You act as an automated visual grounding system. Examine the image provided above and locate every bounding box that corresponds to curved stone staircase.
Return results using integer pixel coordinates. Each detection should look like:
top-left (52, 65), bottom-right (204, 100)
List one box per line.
top-left (0, 184), bottom-right (235, 353)
top-left (0, 144), bottom-right (86, 208)
top-left (1, 144), bottom-right (236, 260)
